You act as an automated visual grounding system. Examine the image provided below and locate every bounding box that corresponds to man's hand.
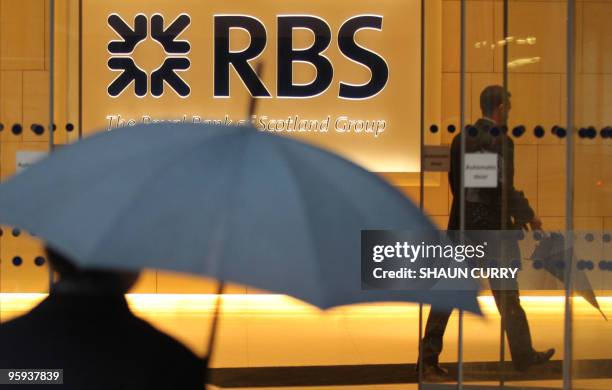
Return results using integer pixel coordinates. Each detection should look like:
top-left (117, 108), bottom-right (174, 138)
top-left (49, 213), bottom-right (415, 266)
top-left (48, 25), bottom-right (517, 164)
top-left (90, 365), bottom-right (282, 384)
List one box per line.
top-left (529, 216), bottom-right (543, 231)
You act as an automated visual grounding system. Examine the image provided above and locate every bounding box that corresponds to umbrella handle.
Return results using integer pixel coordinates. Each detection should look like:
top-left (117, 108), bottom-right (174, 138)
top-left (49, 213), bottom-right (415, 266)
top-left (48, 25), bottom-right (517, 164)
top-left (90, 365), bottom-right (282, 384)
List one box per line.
top-left (205, 280), bottom-right (225, 368)
top-left (247, 62), bottom-right (264, 120)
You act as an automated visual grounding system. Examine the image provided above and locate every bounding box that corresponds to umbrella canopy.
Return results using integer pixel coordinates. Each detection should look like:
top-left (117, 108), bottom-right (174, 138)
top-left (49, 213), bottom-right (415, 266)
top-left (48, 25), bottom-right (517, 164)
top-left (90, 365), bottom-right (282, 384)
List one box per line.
top-left (531, 232), bottom-right (606, 320)
top-left (0, 124), bottom-right (479, 312)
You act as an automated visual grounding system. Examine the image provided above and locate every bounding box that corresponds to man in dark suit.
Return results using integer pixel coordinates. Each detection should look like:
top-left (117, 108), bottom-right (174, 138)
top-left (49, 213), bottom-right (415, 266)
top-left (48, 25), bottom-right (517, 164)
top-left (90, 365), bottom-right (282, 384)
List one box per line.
top-left (0, 246), bottom-right (206, 389)
top-left (419, 85), bottom-right (554, 378)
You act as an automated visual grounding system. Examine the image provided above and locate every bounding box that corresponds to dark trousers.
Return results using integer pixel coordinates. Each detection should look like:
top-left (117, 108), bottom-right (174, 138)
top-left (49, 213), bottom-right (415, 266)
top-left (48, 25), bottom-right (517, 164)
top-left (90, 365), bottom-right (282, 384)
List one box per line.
top-left (421, 289), bottom-right (534, 369)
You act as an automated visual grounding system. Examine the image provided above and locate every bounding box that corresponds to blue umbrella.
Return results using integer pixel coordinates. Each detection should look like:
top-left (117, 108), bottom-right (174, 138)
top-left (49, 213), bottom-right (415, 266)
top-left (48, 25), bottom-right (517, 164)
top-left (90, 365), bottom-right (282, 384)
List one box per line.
top-left (0, 123), bottom-right (479, 313)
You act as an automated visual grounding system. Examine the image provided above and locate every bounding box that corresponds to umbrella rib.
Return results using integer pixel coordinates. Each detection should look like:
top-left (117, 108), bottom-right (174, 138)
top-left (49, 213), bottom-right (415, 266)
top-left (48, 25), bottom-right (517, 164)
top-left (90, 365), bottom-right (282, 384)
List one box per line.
top-left (267, 140), bottom-right (339, 305)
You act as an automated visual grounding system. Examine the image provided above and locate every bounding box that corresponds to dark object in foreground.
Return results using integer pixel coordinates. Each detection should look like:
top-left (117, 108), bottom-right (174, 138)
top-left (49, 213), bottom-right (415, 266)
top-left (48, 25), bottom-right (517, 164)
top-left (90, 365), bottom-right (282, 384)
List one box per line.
top-left (0, 292), bottom-right (205, 390)
top-left (0, 248), bottom-right (205, 390)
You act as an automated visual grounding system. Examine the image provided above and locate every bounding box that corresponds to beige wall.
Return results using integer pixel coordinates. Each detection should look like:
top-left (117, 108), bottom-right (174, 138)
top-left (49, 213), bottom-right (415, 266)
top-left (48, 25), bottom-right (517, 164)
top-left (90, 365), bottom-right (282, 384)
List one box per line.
top-left (1, 0), bottom-right (51, 292)
top-left (0, 0), bottom-right (610, 292)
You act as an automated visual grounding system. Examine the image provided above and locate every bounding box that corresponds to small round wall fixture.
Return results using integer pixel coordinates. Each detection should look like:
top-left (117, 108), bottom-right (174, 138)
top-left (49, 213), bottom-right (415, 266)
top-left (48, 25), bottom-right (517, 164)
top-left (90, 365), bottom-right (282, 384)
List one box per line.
top-left (12, 123), bottom-right (22, 135)
top-left (31, 124), bottom-right (45, 135)
top-left (512, 125), bottom-right (525, 138)
top-left (534, 125), bottom-right (545, 138)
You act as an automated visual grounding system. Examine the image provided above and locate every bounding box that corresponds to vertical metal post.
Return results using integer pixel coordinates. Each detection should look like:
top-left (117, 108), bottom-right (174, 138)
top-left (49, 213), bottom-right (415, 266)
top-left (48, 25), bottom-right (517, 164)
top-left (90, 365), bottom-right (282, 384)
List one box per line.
top-left (48, 0), bottom-right (56, 291)
top-left (458, 0), bottom-right (467, 388)
top-left (418, 303), bottom-right (424, 388)
top-left (563, 0), bottom-right (575, 389)
top-left (499, 1), bottom-right (509, 387)
top-left (459, 1), bottom-right (466, 231)
top-left (48, 0), bottom-right (55, 152)
top-left (417, 1), bottom-right (426, 388)
top-left (78, 0), bottom-right (83, 140)
top-left (49, 0), bottom-right (55, 152)
top-left (419, 1), bottom-right (426, 213)
top-left (458, 309), bottom-right (464, 388)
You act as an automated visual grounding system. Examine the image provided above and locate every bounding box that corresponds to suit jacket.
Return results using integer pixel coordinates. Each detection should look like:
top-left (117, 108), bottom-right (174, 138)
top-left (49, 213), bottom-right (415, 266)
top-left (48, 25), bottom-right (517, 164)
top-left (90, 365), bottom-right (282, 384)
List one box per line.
top-left (448, 118), bottom-right (534, 231)
top-left (0, 291), bottom-right (206, 390)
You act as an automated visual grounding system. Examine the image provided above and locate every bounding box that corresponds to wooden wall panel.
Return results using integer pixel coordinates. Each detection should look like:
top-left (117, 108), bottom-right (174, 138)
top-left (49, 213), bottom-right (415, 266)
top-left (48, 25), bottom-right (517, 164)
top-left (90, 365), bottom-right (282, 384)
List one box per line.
top-left (23, 70), bottom-right (50, 142)
top-left (514, 144), bottom-right (539, 215)
top-left (493, 1), bottom-right (566, 74)
top-left (572, 217), bottom-right (604, 231)
top-left (0, 243), bottom-right (49, 292)
top-left (540, 217), bottom-right (565, 231)
top-left (443, 0), bottom-right (496, 73)
top-left (0, 141), bottom-right (48, 292)
top-left (50, 0), bottom-right (81, 145)
top-left (0, 71), bottom-right (23, 142)
top-left (44, 0), bottom-right (50, 71)
top-left (581, 2), bottom-right (612, 75)
top-left (538, 145), bottom-right (566, 217)
top-left (575, 74), bottom-right (612, 129)
top-left (0, 0), bottom-right (46, 70)
top-left (0, 0), bottom-right (57, 294)
top-left (574, 145), bottom-right (612, 218)
top-left (605, 217), bottom-right (612, 231)
top-left (400, 175), bottom-right (450, 217)
top-left (508, 73), bottom-right (563, 146)
top-left (441, 72), bottom-right (472, 144)
top-left (573, 1), bottom-right (612, 225)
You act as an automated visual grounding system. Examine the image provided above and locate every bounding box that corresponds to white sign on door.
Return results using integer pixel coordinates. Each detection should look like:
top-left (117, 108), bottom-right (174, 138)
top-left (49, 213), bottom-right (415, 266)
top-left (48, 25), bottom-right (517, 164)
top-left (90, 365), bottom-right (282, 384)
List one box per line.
top-left (464, 153), bottom-right (498, 188)
top-left (16, 151), bottom-right (48, 174)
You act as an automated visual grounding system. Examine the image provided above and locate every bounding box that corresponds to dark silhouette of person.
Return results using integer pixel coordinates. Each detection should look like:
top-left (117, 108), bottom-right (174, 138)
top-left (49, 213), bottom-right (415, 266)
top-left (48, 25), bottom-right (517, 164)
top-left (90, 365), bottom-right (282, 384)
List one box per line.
top-left (419, 85), bottom-right (554, 379)
top-left (0, 246), bottom-right (206, 389)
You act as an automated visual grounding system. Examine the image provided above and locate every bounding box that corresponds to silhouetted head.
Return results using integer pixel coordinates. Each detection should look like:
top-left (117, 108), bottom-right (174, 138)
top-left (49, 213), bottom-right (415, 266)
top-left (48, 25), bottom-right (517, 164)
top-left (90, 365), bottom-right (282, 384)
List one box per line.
top-left (46, 245), bottom-right (139, 294)
top-left (480, 85), bottom-right (511, 125)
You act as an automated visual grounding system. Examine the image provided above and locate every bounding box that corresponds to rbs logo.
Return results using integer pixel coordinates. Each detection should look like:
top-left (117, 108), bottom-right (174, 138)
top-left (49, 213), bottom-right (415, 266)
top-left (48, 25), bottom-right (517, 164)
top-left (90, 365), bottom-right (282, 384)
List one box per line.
top-left (107, 13), bottom-right (191, 97)
top-left (108, 13), bottom-right (389, 100)
top-left (214, 15), bottom-right (389, 99)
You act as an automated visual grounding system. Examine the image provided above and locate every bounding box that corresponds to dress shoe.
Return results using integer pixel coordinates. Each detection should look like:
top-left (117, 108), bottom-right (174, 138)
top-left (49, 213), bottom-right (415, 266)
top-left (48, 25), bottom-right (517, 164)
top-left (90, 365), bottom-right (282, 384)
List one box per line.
top-left (419, 363), bottom-right (449, 381)
top-left (515, 348), bottom-right (555, 371)
top-left (532, 348), bottom-right (555, 365)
